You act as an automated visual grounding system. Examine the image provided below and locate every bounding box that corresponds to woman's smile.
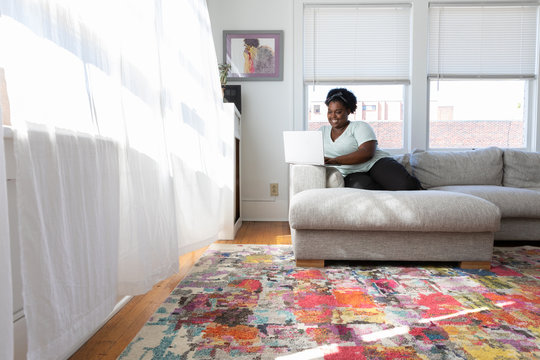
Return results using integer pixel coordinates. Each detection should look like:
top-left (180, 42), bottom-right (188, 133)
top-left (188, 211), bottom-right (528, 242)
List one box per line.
top-left (327, 101), bottom-right (350, 129)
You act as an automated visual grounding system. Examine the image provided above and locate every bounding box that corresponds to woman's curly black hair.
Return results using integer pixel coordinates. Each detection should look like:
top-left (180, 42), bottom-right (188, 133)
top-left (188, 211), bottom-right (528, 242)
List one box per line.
top-left (324, 88), bottom-right (357, 113)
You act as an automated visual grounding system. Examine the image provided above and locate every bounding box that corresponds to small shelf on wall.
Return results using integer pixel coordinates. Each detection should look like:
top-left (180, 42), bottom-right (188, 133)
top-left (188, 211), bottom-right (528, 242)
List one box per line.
top-left (223, 85), bottom-right (241, 113)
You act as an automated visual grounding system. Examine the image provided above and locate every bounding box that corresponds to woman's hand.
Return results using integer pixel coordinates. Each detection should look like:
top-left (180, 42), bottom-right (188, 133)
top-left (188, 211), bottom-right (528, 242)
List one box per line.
top-left (324, 157), bottom-right (339, 165)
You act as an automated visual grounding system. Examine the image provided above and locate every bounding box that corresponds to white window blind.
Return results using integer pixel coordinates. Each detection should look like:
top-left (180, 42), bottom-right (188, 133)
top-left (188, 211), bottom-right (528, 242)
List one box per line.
top-left (304, 5), bottom-right (411, 83)
top-left (429, 4), bottom-right (539, 78)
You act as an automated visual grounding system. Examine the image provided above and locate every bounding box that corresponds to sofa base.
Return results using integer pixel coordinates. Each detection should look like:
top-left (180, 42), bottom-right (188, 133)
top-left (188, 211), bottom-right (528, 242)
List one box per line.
top-left (296, 259), bottom-right (325, 268)
top-left (292, 229), bottom-right (494, 265)
top-left (459, 261), bottom-right (491, 270)
top-left (295, 259), bottom-right (492, 270)
top-left (496, 218), bottom-right (540, 241)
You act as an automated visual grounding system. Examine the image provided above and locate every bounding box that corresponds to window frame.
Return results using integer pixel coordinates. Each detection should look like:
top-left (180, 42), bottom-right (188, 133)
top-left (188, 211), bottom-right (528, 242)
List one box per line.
top-left (298, 1), bottom-right (412, 153)
top-left (426, 3), bottom-right (539, 150)
top-left (293, 0), bottom-right (540, 153)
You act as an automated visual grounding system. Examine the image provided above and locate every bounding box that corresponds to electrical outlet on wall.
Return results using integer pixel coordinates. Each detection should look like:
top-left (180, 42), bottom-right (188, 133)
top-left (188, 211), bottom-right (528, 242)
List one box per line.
top-left (270, 183), bottom-right (279, 197)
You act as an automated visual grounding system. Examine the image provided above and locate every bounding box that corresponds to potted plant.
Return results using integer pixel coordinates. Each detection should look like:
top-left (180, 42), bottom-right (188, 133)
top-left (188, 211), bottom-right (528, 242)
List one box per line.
top-left (218, 63), bottom-right (231, 99)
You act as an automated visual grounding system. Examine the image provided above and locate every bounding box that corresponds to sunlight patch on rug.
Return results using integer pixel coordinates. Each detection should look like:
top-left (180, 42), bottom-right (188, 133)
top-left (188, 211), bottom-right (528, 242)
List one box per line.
top-left (118, 244), bottom-right (540, 359)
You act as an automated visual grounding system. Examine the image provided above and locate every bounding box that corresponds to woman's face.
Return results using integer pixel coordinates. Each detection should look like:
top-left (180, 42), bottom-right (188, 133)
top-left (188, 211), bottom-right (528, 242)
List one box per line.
top-left (327, 100), bottom-right (350, 129)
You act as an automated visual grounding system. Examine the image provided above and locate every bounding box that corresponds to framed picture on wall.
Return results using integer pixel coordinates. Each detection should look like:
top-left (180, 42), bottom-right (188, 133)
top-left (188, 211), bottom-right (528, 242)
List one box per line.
top-left (223, 30), bottom-right (283, 81)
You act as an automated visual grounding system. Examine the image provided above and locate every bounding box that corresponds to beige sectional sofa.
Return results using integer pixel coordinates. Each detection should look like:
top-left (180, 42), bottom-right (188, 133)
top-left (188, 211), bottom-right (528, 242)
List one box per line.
top-left (288, 147), bottom-right (540, 269)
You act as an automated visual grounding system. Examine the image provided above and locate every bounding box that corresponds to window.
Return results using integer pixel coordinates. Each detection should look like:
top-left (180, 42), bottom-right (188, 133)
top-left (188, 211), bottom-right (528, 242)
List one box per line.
top-left (428, 4), bottom-right (538, 149)
top-left (429, 80), bottom-right (527, 149)
top-left (303, 4), bottom-right (410, 150)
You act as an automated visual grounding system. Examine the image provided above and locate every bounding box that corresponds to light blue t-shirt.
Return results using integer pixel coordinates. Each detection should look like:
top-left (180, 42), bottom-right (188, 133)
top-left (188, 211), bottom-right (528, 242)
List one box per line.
top-left (321, 121), bottom-right (390, 176)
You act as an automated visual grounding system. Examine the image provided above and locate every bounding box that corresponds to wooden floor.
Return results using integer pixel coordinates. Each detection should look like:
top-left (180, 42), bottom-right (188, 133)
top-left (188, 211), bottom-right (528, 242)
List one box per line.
top-left (69, 221), bottom-right (291, 359)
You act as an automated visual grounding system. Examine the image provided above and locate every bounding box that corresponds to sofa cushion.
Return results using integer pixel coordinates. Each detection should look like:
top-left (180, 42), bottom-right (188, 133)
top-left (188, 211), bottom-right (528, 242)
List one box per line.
top-left (289, 188), bottom-right (500, 233)
top-left (432, 185), bottom-right (540, 218)
top-left (392, 153), bottom-right (412, 174)
top-left (326, 167), bottom-right (345, 188)
top-left (503, 149), bottom-right (540, 188)
top-left (410, 147), bottom-right (503, 189)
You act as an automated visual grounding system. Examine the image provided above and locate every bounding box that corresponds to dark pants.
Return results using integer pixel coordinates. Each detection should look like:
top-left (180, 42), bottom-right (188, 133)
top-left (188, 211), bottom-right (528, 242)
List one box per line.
top-left (344, 157), bottom-right (423, 191)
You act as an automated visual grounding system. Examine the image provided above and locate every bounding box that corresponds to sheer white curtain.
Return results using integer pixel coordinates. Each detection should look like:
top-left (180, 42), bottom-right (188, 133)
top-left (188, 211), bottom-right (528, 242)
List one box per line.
top-left (0, 0), bottom-right (226, 358)
top-left (160, 0), bottom-right (228, 254)
top-left (0, 129), bottom-right (13, 360)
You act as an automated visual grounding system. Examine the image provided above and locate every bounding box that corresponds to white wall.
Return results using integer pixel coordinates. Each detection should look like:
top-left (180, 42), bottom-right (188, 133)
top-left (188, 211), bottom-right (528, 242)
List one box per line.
top-left (207, 0), bottom-right (540, 221)
top-left (207, 0), bottom-right (293, 221)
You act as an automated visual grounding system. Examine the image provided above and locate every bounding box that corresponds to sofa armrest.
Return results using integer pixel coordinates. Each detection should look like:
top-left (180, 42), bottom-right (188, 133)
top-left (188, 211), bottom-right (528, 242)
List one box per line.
top-left (289, 164), bottom-right (326, 198)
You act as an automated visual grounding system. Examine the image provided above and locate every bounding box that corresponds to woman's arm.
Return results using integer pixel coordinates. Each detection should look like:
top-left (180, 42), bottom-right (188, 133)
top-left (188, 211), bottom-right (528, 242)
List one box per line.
top-left (324, 140), bottom-right (376, 165)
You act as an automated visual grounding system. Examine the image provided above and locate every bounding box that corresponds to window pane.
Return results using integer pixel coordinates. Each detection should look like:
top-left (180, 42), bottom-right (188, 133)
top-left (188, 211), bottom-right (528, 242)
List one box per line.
top-left (307, 84), bottom-right (404, 149)
top-left (429, 80), bottom-right (526, 149)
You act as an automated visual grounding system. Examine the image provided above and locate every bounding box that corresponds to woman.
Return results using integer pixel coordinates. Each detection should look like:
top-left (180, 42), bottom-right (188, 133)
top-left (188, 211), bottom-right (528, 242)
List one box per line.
top-left (322, 88), bottom-right (422, 190)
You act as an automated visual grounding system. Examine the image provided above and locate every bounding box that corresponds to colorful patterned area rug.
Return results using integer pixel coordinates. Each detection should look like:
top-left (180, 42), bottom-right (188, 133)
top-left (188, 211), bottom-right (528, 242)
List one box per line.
top-left (119, 244), bottom-right (540, 359)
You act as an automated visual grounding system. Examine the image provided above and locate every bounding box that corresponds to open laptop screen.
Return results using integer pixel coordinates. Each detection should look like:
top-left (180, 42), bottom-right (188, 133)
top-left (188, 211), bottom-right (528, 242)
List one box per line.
top-left (283, 131), bottom-right (324, 165)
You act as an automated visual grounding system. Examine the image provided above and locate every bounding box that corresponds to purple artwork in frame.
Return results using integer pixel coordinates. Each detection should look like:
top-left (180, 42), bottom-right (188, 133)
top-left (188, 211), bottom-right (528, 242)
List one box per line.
top-left (223, 30), bottom-right (283, 81)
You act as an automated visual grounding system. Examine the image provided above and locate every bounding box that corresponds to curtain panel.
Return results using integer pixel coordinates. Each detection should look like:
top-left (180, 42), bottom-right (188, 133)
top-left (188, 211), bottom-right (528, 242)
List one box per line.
top-left (0, 0), bottom-right (227, 358)
top-left (0, 128), bottom-right (13, 360)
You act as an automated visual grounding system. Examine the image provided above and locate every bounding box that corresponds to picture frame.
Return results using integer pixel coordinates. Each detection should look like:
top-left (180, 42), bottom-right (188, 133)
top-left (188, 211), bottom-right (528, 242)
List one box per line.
top-left (223, 30), bottom-right (283, 81)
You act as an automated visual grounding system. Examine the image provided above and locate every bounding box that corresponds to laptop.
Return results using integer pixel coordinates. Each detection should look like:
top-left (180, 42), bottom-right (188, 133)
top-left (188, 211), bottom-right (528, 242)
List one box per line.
top-left (283, 131), bottom-right (325, 165)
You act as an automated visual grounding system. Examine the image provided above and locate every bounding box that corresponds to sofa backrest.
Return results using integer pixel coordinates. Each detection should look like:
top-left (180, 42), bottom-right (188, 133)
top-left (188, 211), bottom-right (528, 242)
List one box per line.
top-left (503, 149), bottom-right (540, 188)
top-left (291, 148), bottom-right (539, 193)
top-left (410, 147), bottom-right (503, 189)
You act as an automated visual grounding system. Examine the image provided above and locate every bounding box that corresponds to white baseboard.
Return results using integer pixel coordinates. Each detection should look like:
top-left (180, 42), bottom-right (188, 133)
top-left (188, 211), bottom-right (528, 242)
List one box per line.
top-left (241, 199), bottom-right (289, 221)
